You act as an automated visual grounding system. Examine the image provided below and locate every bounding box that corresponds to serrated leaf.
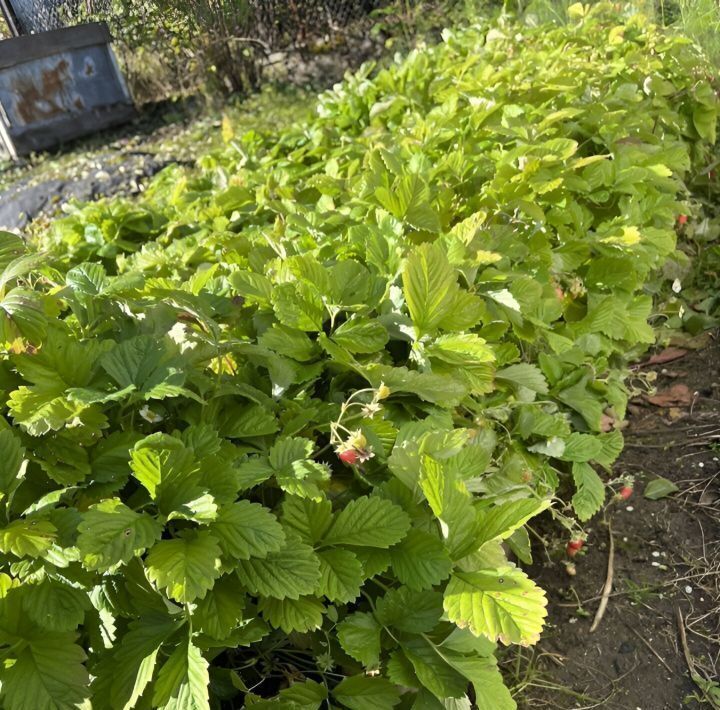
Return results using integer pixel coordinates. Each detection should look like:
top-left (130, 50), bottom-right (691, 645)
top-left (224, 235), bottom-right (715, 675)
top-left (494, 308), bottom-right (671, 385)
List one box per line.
top-left (277, 460), bottom-right (330, 501)
top-left (108, 615), bottom-right (182, 710)
top-left (152, 636), bottom-right (210, 710)
top-left (236, 539), bottom-right (320, 599)
top-left (282, 497), bottom-right (333, 544)
top-left (130, 438), bottom-right (217, 522)
top-left (404, 637), bottom-right (469, 700)
top-left (507, 527), bottom-right (532, 565)
top-left (249, 679), bottom-right (327, 709)
top-left (258, 595), bottom-right (324, 633)
top-left (426, 334), bottom-right (495, 367)
top-left (475, 499), bottom-right (550, 547)
top-left (221, 403), bottom-right (278, 438)
top-left (0, 517), bottom-right (56, 558)
top-left (560, 433), bottom-right (604, 462)
top-left (7, 386), bottom-right (77, 437)
top-left (210, 500), bottom-right (285, 561)
top-left (77, 498), bottom-right (163, 571)
top-left (22, 580), bottom-right (89, 632)
top-left (316, 548), bottom-right (364, 602)
top-left (375, 587), bottom-right (443, 634)
top-left (193, 575), bottom-right (246, 640)
top-left (0, 429), bottom-right (24, 492)
top-left (441, 652), bottom-right (516, 710)
top-left (269, 436), bottom-right (313, 469)
top-left (333, 675), bottom-right (401, 710)
top-left (595, 430), bottom-right (624, 468)
top-left (420, 457), bottom-right (478, 560)
top-left (386, 650), bottom-right (418, 689)
top-left (571, 462), bottom-right (606, 521)
top-left (487, 289), bottom-right (521, 312)
top-left (332, 317), bottom-right (389, 353)
top-left (2, 632), bottom-right (89, 710)
top-left (272, 281), bottom-right (325, 331)
top-left (390, 528), bottom-right (452, 590)
top-left (323, 496), bottom-right (410, 548)
top-left (229, 270), bottom-right (273, 305)
top-left (365, 365), bottom-right (467, 407)
top-left (259, 323), bottom-right (318, 361)
top-left (403, 243), bottom-right (458, 336)
top-left (496, 364), bottom-right (548, 394)
top-left (146, 530), bottom-right (222, 602)
top-left (101, 335), bottom-right (184, 398)
top-left (66, 262), bottom-right (108, 296)
top-left (277, 679), bottom-right (327, 708)
top-left (444, 567), bottom-right (548, 645)
top-left (355, 548), bottom-right (391, 578)
top-left (558, 378), bottom-right (604, 431)
top-left (235, 458), bottom-right (275, 489)
top-left (337, 612), bottom-right (382, 668)
top-left (377, 172), bottom-right (441, 233)
top-left (0, 288), bottom-right (47, 345)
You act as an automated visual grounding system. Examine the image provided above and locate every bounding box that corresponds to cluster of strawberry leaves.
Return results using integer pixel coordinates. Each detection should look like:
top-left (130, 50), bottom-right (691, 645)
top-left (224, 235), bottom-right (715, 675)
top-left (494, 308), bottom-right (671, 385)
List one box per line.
top-left (0, 4), bottom-right (718, 709)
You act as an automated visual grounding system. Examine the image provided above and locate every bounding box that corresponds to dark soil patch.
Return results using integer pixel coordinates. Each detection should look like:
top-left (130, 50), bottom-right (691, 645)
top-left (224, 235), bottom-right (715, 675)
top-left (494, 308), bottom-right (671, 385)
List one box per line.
top-left (515, 337), bottom-right (720, 709)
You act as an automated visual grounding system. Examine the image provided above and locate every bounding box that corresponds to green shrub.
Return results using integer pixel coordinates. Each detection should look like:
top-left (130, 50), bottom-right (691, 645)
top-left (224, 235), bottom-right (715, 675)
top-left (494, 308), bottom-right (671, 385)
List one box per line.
top-left (1, 4), bottom-right (717, 708)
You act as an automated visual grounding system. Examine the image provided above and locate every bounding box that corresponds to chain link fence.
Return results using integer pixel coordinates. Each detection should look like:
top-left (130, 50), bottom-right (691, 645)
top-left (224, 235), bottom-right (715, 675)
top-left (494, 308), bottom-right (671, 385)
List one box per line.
top-left (2, 0), bottom-right (386, 100)
top-left (9, 0), bottom-right (379, 37)
top-left (5, 0), bottom-right (110, 34)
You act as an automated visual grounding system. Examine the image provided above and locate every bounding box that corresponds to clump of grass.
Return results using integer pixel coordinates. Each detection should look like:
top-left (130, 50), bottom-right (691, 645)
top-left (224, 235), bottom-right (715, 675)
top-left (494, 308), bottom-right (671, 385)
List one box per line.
top-left (658, 0), bottom-right (720, 67)
top-left (499, 0), bottom-right (720, 68)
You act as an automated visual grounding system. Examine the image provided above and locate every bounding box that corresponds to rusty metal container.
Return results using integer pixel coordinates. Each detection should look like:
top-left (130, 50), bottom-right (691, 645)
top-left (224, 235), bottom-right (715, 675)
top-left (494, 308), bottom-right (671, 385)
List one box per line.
top-left (0, 22), bottom-right (135, 159)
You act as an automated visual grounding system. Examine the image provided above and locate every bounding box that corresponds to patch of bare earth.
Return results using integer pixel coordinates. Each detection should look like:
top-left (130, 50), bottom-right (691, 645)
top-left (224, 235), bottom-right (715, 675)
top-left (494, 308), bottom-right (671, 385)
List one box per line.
top-left (513, 336), bottom-right (720, 710)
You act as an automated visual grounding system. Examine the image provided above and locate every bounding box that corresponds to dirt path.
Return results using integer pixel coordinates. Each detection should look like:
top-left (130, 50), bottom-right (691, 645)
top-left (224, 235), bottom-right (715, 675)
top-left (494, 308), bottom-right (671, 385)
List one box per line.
top-left (515, 337), bottom-right (720, 709)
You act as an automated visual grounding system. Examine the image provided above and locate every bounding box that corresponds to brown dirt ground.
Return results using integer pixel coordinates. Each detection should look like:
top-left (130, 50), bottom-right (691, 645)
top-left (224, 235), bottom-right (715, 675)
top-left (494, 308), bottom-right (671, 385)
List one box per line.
top-left (513, 336), bottom-right (720, 710)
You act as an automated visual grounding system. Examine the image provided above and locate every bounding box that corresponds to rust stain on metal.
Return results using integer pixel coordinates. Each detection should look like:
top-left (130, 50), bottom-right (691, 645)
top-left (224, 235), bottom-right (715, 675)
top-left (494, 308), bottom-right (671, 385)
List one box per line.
top-left (0, 24), bottom-right (136, 158)
top-left (13, 57), bottom-right (77, 125)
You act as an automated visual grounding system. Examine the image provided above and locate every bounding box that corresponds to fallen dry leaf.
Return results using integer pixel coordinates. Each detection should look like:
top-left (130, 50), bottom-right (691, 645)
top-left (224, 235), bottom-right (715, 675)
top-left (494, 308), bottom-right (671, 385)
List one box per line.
top-left (600, 413), bottom-right (615, 432)
top-left (643, 347), bottom-right (688, 366)
top-left (645, 383), bottom-right (694, 407)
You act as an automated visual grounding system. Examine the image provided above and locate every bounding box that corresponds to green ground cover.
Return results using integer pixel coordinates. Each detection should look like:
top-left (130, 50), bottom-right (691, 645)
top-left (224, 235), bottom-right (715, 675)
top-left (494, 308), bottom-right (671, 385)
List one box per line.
top-left (0, 4), bottom-right (716, 708)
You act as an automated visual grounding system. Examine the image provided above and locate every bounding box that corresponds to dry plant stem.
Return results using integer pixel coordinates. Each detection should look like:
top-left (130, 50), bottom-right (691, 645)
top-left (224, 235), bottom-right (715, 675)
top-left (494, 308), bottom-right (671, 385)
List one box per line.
top-left (590, 520), bottom-right (614, 633)
top-left (624, 624), bottom-right (674, 674)
top-left (675, 606), bottom-right (720, 710)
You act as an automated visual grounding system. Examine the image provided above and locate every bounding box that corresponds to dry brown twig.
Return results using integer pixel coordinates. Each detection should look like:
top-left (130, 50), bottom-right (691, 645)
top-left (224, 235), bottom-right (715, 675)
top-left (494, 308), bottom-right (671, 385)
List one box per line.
top-left (624, 623), bottom-right (674, 674)
top-left (590, 520), bottom-right (614, 633)
top-left (675, 605), bottom-right (720, 710)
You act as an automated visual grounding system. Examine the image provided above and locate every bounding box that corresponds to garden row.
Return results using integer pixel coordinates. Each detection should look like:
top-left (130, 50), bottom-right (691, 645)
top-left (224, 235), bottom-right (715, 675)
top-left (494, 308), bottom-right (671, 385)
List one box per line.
top-left (0, 4), bottom-right (716, 708)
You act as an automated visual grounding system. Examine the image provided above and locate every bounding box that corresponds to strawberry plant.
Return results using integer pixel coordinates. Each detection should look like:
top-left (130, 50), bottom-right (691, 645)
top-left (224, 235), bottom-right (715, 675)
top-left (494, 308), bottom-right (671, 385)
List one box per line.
top-left (0, 4), bottom-right (717, 709)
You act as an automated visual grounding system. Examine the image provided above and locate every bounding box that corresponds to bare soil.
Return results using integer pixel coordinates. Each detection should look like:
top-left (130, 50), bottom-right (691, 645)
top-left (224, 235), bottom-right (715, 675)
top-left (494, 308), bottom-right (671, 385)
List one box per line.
top-left (515, 336), bottom-right (720, 710)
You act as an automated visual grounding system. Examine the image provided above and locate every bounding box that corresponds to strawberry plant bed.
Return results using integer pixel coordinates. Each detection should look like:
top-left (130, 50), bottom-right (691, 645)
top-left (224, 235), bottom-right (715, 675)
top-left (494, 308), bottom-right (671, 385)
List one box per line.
top-left (0, 5), bottom-right (717, 709)
top-left (519, 340), bottom-right (720, 709)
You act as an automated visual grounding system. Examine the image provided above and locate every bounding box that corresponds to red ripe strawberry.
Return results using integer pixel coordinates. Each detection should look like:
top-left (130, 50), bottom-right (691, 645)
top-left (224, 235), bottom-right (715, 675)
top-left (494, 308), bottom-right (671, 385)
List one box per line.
top-left (566, 538), bottom-right (584, 557)
top-left (619, 485), bottom-right (633, 500)
top-left (677, 214), bottom-right (688, 226)
top-left (338, 449), bottom-right (359, 466)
